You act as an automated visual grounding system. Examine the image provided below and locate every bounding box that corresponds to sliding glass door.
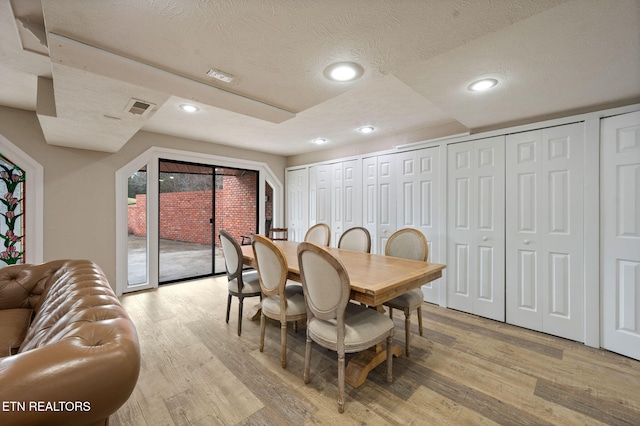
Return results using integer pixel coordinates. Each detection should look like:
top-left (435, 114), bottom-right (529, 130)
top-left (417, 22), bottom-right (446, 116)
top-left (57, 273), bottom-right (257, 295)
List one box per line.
top-left (157, 159), bottom-right (258, 284)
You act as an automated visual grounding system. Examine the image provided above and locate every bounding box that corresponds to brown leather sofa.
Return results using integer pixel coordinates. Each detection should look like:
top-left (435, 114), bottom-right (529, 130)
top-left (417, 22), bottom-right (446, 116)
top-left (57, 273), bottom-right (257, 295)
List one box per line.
top-left (0, 259), bottom-right (140, 426)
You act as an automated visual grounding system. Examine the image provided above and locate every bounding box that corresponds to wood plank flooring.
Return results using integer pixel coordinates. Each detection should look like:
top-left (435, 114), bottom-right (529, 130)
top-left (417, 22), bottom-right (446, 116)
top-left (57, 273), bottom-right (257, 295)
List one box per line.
top-left (111, 276), bottom-right (640, 425)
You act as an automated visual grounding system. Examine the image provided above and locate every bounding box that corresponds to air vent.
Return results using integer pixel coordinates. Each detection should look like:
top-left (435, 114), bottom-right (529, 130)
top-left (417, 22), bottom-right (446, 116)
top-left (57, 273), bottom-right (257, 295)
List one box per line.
top-left (206, 68), bottom-right (235, 83)
top-left (124, 99), bottom-right (155, 117)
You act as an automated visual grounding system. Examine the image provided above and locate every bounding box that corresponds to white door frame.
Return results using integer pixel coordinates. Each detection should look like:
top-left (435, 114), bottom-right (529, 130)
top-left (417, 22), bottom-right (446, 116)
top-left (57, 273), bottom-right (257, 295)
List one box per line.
top-left (115, 146), bottom-right (282, 295)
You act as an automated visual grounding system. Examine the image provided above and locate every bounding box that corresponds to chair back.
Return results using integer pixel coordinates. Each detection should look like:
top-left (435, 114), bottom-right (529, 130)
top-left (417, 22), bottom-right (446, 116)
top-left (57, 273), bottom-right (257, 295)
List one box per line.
top-left (385, 228), bottom-right (428, 261)
top-left (252, 234), bottom-right (288, 297)
top-left (304, 223), bottom-right (331, 246)
top-left (219, 230), bottom-right (242, 282)
top-left (297, 242), bottom-right (350, 327)
top-left (338, 227), bottom-right (371, 253)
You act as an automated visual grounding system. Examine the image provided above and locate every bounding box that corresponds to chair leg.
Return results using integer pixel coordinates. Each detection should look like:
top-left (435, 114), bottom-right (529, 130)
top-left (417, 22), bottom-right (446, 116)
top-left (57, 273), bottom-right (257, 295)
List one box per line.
top-left (388, 307), bottom-right (394, 320)
top-left (259, 313), bottom-right (266, 352)
top-left (417, 306), bottom-right (423, 336)
top-left (386, 335), bottom-right (393, 383)
top-left (237, 296), bottom-right (244, 336)
top-left (293, 320), bottom-right (298, 333)
top-left (337, 352), bottom-right (345, 413)
top-left (226, 294), bottom-right (232, 324)
top-left (304, 334), bottom-right (312, 384)
top-left (404, 308), bottom-right (411, 357)
top-left (280, 321), bottom-right (288, 368)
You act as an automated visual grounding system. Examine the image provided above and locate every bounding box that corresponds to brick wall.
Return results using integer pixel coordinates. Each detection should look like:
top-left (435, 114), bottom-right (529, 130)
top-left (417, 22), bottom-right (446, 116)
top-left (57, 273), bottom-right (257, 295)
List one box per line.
top-left (128, 173), bottom-right (258, 247)
top-left (215, 174), bottom-right (257, 245)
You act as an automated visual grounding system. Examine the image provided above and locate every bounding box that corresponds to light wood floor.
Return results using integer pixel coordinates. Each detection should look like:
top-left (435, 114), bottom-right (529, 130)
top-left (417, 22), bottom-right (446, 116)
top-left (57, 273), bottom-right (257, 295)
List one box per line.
top-left (112, 276), bottom-right (640, 425)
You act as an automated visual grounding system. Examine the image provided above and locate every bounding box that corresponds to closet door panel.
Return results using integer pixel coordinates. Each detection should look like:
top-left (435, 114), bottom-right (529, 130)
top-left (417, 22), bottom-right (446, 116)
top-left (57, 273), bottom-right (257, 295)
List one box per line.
top-left (343, 159), bottom-right (362, 234)
top-left (362, 157), bottom-right (377, 253)
top-left (398, 151), bottom-right (416, 228)
top-left (377, 154), bottom-right (396, 254)
top-left (541, 124), bottom-right (584, 340)
top-left (309, 166), bottom-right (318, 225)
top-left (506, 123), bottom-right (584, 341)
top-left (286, 168), bottom-right (309, 242)
top-left (448, 142), bottom-right (475, 314)
top-left (602, 111), bottom-right (640, 360)
top-left (315, 164), bottom-right (331, 226)
top-left (331, 163), bottom-right (344, 245)
top-left (415, 148), bottom-right (440, 303)
top-left (507, 131), bottom-right (543, 330)
top-left (397, 148), bottom-right (441, 303)
top-left (448, 137), bottom-right (504, 320)
top-left (474, 138), bottom-right (505, 321)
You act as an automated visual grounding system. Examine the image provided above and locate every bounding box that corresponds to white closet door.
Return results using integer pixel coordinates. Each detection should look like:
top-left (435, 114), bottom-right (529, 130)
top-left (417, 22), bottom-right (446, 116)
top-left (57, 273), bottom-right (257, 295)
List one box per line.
top-left (362, 157), bottom-right (378, 253)
top-left (376, 153), bottom-right (396, 254)
top-left (308, 166), bottom-right (317, 226)
top-left (506, 123), bottom-right (584, 342)
top-left (315, 164), bottom-right (331, 227)
top-left (397, 147), bottom-right (441, 304)
top-left (343, 159), bottom-right (362, 236)
top-left (447, 137), bottom-right (505, 321)
top-left (329, 160), bottom-right (362, 247)
top-left (601, 111), bottom-right (640, 360)
top-left (286, 168), bottom-right (308, 242)
top-left (331, 162), bottom-right (344, 246)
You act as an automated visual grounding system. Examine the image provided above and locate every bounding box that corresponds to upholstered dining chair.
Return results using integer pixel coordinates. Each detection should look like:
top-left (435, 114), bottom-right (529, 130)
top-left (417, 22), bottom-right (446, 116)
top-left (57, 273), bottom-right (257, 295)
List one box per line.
top-left (337, 226), bottom-right (371, 253)
top-left (382, 228), bottom-right (428, 357)
top-left (304, 223), bottom-right (331, 246)
top-left (251, 234), bottom-right (307, 368)
top-left (219, 230), bottom-right (262, 336)
top-left (297, 242), bottom-right (394, 413)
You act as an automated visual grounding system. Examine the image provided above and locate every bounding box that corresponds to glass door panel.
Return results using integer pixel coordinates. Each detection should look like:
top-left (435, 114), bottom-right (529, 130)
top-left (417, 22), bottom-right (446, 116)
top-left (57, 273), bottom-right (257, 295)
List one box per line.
top-left (213, 167), bottom-right (259, 274)
top-left (159, 160), bottom-right (215, 283)
top-left (127, 167), bottom-right (148, 285)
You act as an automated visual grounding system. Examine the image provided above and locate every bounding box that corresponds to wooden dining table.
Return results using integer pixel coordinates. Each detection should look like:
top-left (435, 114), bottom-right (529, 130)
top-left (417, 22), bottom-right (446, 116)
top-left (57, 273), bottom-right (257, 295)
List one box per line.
top-left (241, 240), bottom-right (446, 388)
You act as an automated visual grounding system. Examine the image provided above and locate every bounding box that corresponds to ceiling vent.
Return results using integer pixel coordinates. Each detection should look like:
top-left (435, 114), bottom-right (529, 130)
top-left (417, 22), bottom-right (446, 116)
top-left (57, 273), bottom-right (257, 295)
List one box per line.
top-left (206, 68), bottom-right (235, 83)
top-left (124, 99), bottom-right (155, 117)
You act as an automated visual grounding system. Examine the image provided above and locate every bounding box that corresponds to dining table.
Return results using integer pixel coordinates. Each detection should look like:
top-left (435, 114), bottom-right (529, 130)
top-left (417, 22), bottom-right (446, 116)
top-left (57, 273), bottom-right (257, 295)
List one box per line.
top-left (241, 240), bottom-right (446, 388)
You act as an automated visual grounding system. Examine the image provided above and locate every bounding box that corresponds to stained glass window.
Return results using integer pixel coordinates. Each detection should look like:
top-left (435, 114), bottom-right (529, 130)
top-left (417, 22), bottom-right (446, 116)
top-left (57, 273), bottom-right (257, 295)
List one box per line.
top-left (0, 153), bottom-right (25, 265)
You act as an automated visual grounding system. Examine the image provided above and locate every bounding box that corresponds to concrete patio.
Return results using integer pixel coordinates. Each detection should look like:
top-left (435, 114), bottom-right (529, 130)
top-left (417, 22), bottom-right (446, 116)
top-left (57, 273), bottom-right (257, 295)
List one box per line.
top-left (127, 235), bottom-right (227, 284)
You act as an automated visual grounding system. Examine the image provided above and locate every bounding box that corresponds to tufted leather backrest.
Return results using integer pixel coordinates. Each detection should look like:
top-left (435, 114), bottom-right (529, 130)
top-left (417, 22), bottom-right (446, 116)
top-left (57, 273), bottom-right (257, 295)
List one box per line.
top-left (0, 260), bottom-right (71, 311)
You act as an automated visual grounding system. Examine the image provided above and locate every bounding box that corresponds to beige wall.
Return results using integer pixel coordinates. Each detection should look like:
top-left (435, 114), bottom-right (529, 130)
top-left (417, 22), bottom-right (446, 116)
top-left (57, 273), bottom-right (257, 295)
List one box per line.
top-left (0, 105), bottom-right (286, 285)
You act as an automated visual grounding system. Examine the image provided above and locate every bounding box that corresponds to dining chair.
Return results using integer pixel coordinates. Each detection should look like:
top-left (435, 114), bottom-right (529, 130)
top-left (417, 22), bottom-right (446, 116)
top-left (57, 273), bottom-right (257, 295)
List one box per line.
top-left (251, 234), bottom-right (306, 368)
top-left (304, 223), bottom-right (331, 246)
top-left (297, 242), bottom-right (394, 413)
top-left (219, 230), bottom-right (262, 336)
top-left (337, 226), bottom-right (371, 253)
top-left (241, 218), bottom-right (273, 245)
top-left (382, 228), bottom-right (428, 357)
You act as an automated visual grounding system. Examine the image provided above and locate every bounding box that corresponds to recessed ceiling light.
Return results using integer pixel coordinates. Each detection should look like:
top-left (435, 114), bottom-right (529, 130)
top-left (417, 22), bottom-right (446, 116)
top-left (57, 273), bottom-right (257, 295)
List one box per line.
top-left (468, 78), bottom-right (498, 92)
top-left (324, 62), bottom-right (364, 82)
top-left (179, 104), bottom-right (199, 113)
top-left (358, 126), bottom-right (375, 134)
top-left (312, 138), bottom-right (328, 145)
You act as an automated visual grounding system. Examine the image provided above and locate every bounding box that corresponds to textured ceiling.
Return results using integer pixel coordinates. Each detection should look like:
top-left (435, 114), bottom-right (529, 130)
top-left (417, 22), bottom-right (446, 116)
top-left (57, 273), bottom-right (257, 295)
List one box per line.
top-left (0, 0), bottom-right (639, 156)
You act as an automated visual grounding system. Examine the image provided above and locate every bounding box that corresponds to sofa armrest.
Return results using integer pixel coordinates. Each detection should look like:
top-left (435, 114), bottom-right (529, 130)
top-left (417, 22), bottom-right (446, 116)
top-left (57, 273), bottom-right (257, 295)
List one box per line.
top-left (0, 317), bottom-right (140, 426)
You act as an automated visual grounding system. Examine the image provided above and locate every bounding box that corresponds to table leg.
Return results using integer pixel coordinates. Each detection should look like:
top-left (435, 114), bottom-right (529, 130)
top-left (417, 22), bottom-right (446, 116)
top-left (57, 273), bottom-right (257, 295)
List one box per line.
top-left (345, 343), bottom-right (403, 388)
top-left (246, 302), bottom-right (262, 321)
